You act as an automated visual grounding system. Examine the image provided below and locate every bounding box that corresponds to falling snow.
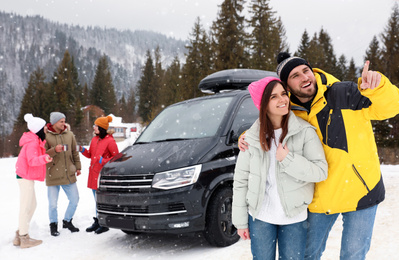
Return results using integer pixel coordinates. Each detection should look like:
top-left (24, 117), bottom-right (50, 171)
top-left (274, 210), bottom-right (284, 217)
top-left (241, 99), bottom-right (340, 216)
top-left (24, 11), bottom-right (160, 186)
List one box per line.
top-left (1, 137), bottom-right (398, 259)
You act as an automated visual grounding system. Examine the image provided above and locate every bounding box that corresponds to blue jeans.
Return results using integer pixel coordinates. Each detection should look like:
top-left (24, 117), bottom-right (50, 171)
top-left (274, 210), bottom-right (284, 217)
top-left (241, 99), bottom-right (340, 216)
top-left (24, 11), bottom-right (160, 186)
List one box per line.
top-left (48, 182), bottom-right (79, 223)
top-left (92, 189), bottom-right (97, 216)
top-left (305, 205), bottom-right (378, 260)
top-left (248, 217), bottom-right (307, 260)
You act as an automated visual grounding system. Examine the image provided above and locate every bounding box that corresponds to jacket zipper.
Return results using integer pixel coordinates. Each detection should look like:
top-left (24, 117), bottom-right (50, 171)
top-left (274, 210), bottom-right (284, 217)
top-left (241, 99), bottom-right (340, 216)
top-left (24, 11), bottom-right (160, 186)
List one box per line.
top-left (352, 164), bottom-right (370, 192)
top-left (60, 134), bottom-right (72, 183)
top-left (325, 109), bottom-right (333, 145)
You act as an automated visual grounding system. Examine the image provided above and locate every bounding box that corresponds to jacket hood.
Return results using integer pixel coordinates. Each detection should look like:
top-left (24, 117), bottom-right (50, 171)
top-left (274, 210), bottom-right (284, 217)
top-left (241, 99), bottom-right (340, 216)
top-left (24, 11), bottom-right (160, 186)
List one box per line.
top-left (245, 111), bottom-right (314, 149)
top-left (19, 131), bottom-right (43, 147)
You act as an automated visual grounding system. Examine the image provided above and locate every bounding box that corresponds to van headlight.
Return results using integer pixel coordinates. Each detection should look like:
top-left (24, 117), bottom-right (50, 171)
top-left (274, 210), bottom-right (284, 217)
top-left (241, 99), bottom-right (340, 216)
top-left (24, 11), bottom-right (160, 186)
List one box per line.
top-left (152, 165), bottom-right (202, 190)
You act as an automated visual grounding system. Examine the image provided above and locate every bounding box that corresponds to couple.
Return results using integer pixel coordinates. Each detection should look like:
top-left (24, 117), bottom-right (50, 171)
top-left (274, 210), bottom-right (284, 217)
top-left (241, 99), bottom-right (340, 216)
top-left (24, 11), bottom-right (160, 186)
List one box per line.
top-left (232, 52), bottom-right (399, 259)
top-left (44, 113), bottom-right (118, 237)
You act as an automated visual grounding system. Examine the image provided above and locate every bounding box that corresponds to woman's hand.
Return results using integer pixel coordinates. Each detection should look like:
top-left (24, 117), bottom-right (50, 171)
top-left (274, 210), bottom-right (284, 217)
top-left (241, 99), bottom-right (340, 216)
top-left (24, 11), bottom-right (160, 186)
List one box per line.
top-left (238, 134), bottom-right (249, 152)
top-left (45, 155), bottom-right (53, 163)
top-left (237, 228), bottom-right (250, 240)
top-left (276, 143), bottom-right (289, 162)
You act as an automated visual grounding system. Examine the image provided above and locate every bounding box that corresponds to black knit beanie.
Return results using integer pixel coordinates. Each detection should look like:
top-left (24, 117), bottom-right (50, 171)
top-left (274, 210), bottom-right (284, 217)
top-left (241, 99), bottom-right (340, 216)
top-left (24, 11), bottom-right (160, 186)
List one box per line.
top-left (276, 52), bottom-right (312, 83)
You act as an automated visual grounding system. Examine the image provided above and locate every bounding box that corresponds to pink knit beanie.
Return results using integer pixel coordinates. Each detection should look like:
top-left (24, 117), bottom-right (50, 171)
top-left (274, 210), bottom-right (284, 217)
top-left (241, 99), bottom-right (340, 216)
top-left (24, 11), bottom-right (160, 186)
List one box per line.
top-left (248, 77), bottom-right (281, 110)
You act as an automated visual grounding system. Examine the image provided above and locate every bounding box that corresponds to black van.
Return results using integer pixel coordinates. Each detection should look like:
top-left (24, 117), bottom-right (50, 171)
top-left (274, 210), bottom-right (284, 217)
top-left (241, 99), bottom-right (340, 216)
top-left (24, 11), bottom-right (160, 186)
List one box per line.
top-left (96, 69), bottom-right (277, 247)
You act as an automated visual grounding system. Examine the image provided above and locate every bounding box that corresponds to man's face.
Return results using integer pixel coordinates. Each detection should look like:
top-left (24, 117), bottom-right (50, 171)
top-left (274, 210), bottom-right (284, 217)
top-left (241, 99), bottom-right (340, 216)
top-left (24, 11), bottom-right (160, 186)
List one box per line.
top-left (53, 118), bottom-right (66, 132)
top-left (286, 65), bottom-right (317, 103)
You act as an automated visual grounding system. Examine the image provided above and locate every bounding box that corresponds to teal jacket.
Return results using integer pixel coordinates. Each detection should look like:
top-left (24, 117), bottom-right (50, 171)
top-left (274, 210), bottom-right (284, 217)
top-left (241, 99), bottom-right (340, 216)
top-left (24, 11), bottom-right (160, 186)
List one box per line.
top-left (232, 111), bottom-right (328, 229)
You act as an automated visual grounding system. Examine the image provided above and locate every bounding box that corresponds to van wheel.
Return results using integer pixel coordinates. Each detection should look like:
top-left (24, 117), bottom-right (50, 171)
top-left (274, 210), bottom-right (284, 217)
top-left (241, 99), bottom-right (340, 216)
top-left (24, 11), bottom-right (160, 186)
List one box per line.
top-left (204, 187), bottom-right (239, 247)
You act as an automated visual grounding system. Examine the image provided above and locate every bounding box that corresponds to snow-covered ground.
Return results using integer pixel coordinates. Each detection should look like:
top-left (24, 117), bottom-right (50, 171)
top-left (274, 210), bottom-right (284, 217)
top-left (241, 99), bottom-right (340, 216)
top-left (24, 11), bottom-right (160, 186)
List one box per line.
top-left (0, 137), bottom-right (398, 259)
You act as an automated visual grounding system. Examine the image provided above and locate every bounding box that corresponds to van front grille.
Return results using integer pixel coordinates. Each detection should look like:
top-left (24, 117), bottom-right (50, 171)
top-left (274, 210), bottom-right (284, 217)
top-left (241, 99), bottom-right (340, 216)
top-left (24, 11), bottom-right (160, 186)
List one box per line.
top-left (99, 174), bottom-right (154, 192)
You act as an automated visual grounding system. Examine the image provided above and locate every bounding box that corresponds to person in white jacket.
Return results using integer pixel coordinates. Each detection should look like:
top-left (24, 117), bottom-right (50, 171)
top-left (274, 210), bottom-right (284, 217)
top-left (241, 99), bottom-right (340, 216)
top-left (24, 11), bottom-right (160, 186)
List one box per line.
top-left (232, 77), bottom-right (327, 260)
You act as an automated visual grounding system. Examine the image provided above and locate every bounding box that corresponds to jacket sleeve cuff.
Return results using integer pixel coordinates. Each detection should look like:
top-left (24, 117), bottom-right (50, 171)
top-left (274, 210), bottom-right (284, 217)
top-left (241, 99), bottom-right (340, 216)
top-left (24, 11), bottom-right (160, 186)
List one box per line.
top-left (280, 152), bottom-right (294, 169)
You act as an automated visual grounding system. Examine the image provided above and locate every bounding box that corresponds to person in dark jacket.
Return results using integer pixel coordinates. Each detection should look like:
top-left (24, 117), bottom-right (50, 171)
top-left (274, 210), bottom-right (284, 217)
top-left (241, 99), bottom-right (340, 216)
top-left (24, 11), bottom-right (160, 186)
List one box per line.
top-left (14, 114), bottom-right (52, 248)
top-left (45, 112), bottom-right (81, 236)
top-left (80, 115), bottom-right (119, 234)
top-left (239, 52), bottom-right (399, 259)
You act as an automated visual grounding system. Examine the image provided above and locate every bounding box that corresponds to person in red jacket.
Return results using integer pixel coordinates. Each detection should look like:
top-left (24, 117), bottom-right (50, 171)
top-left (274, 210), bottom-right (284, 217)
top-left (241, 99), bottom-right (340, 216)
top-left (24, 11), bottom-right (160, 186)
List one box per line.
top-left (80, 115), bottom-right (119, 234)
top-left (14, 114), bottom-right (53, 248)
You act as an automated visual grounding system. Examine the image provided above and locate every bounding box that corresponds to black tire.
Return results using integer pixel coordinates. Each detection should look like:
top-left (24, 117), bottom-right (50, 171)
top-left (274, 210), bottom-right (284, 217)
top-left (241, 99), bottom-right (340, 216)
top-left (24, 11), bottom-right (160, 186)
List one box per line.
top-left (204, 187), bottom-right (239, 247)
top-left (122, 230), bottom-right (141, 235)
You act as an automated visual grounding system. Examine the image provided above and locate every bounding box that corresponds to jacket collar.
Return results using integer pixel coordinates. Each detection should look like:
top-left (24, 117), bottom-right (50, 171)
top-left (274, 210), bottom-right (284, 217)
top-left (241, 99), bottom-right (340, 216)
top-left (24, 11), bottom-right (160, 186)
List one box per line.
top-left (290, 68), bottom-right (340, 116)
top-left (46, 123), bottom-right (67, 134)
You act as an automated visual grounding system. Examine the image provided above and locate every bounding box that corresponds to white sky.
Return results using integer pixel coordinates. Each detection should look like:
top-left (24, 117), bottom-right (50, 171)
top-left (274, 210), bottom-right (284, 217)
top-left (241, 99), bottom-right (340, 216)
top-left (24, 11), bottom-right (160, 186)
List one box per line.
top-left (1, 0), bottom-right (398, 67)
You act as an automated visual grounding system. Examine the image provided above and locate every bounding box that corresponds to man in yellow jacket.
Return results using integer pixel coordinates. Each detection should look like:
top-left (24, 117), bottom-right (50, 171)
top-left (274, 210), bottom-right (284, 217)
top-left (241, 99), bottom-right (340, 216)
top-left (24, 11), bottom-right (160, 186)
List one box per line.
top-left (239, 52), bottom-right (399, 259)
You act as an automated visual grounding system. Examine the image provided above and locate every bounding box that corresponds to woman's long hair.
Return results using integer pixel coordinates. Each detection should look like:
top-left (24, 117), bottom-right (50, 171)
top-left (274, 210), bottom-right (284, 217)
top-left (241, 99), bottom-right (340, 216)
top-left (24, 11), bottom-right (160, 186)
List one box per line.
top-left (259, 80), bottom-right (291, 151)
top-left (97, 126), bottom-right (108, 139)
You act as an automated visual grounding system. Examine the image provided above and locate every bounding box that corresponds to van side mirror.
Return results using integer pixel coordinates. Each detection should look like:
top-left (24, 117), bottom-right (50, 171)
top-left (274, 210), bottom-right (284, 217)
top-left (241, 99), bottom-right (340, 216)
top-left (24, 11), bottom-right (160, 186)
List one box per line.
top-left (228, 123), bottom-right (252, 144)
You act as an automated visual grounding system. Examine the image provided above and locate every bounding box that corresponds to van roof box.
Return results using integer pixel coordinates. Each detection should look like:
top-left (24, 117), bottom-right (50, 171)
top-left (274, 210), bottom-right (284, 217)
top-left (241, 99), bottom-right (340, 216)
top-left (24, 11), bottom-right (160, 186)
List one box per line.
top-left (198, 69), bottom-right (277, 93)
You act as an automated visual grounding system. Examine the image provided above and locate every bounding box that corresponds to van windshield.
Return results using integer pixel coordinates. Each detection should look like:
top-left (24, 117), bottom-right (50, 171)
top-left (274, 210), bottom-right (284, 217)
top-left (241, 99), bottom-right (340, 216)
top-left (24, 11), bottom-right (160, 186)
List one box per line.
top-left (137, 96), bottom-right (234, 143)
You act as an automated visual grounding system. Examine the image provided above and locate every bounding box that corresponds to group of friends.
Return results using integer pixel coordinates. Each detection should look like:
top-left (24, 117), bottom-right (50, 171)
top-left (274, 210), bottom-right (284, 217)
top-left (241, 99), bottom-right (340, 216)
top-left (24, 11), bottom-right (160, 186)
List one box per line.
top-left (232, 52), bottom-right (399, 259)
top-left (12, 51), bottom-right (399, 259)
top-left (13, 113), bottom-right (119, 249)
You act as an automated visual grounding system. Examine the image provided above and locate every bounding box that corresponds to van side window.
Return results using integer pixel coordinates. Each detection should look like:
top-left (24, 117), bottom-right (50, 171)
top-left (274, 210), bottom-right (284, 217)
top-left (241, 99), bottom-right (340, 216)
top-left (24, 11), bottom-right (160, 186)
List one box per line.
top-left (230, 97), bottom-right (258, 136)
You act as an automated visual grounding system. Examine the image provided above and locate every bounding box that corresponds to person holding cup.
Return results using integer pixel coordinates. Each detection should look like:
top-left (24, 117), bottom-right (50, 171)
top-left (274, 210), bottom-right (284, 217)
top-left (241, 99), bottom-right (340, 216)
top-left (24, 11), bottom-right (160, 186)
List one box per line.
top-left (13, 114), bottom-right (53, 249)
top-left (45, 112), bottom-right (81, 236)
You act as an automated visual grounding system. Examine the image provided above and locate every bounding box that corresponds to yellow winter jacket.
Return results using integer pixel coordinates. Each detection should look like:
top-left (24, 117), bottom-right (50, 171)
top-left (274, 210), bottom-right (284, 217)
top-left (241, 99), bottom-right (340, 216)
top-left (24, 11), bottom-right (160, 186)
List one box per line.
top-left (290, 68), bottom-right (399, 214)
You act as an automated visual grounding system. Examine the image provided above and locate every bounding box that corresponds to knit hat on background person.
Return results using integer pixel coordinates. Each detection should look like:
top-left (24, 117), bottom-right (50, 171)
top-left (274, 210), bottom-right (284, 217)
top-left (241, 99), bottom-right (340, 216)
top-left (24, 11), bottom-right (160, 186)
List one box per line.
top-left (24, 113), bottom-right (46, 133)
top-left (248, 77), bottom-right (281, 110)
top-left (95, 115), bottom-right (113, 130)
top-left (50, 112), bottom-right (66, 125)
top-left (276, 52), bottom-right (312, 83)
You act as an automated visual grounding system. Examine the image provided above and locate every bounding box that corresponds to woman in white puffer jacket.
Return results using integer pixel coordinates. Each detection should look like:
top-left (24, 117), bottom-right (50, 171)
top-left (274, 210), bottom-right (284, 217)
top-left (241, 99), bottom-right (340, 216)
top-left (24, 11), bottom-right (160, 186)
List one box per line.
top-left (232, 77), bottom-right (327, 260)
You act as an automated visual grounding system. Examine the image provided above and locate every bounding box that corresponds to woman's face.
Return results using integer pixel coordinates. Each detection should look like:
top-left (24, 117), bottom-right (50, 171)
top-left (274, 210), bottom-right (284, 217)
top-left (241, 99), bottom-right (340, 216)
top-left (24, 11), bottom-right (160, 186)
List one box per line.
top-left (93, 124), bottom-right (100, 135)
top-left (266, 83), bottom-right (290, 119)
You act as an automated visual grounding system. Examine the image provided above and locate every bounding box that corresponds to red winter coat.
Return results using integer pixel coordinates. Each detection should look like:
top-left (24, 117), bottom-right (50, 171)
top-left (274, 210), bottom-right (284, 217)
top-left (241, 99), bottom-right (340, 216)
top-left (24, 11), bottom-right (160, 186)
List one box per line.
top-left (15, 131), bottom-right (48, 181)
top-left (81, 134), bottom-right (119, 190)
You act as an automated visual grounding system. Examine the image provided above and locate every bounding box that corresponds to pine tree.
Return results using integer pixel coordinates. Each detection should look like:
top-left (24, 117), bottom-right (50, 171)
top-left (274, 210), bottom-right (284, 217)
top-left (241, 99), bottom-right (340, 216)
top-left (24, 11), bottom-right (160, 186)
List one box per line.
top-left (181, 17), bottom-right (211, 100)
top-left (247, 0), bottom-right (288, 70)
top-left (90, 55), bottom-right (117, 115)
top-left (210, 0), bottom-right (247, 70)
top-left (306, 32), bottom-right (324, 67)
top-left (137, 50), bottom-right (155, 123)
top-left (364, 36), bottom-right (383, 72)
top-left (336, 54), bottom-right (348, 81)
top-left (17, 67), bottom-right (50, 124)
top-left (49, 50), bottom-right (83, 126)
top-left (381, 3), bottom-right (399, 84)
top-left (82, 82), bottom-right (90, 106)
top-left (126, 87), bottom-right (136, 122)
top-left (161, 56), bottom-right (182, 106)
top-left (152, 46), bottom-right (164, 117)
top-left (295, 30), bottom-right (311, 62)
top-left (317, 28), bottom-right (338, 75)
top-left (118, 94), bottom-right (128, 120)
top-left (346, 58), bottom-right (358, 82)
top-left (380, 3), bottom-right (399, 147)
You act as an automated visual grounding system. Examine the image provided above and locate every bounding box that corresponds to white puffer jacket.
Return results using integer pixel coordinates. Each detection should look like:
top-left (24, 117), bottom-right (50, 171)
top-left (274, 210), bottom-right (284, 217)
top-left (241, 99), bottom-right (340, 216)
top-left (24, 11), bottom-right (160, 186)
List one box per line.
top-left (232, 111), bottom-right (328, 229)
